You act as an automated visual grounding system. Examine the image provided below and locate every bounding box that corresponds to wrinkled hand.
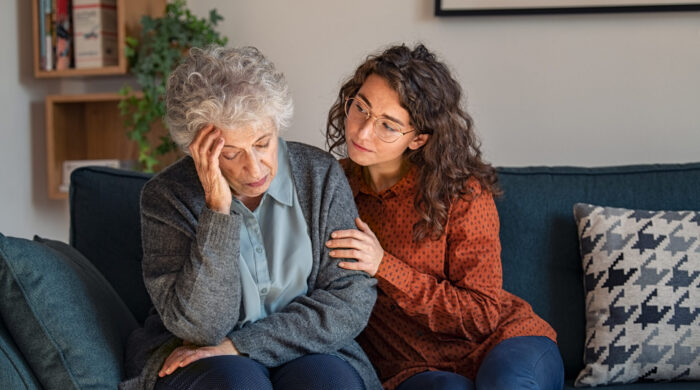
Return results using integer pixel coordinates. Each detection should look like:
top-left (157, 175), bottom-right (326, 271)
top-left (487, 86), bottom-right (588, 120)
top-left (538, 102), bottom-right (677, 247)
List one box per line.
top-left (189, 125), bottom-right (232, 214)
top-left (326, 217), bottom-right (384, 276)
top-left (159, 338), bottom-right (239, 377)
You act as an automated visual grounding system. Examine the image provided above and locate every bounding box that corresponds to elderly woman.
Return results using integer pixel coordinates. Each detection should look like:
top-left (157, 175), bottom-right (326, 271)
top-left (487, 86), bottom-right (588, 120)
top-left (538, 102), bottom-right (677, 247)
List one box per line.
top-left (119, 46), bottom-right (380, 390)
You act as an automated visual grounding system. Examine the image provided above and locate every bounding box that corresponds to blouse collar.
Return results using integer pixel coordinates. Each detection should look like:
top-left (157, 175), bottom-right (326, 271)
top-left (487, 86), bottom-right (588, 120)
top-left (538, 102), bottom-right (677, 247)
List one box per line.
top-left (343, 159), bottom-right (418, 200)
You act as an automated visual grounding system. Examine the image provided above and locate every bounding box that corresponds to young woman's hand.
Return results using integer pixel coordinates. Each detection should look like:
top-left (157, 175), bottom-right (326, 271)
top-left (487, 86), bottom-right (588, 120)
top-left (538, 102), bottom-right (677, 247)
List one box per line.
top-left (189, 125), bottom-right (232, 214)
top-left (327, 217), bottom-right (384, 276)
top-left (158, 338), bottom-right (239, 377)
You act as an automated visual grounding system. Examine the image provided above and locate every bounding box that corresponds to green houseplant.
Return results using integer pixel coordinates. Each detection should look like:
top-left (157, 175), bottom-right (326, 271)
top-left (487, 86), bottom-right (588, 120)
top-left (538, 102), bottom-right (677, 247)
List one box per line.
top-left (119, 0), bottom-right (228, 172)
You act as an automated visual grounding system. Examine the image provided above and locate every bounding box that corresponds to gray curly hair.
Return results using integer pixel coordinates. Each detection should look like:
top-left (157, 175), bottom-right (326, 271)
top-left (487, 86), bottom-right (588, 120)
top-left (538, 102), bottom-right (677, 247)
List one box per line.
top-left (165, 45), bottom-right (293, 152)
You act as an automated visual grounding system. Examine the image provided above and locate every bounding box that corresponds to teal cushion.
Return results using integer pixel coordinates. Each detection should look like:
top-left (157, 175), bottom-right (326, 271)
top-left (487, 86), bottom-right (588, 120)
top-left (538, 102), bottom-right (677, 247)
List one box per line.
top-left (0, 233), bottom-right (139, 389)
top-left (0, 317), bottom-right (40, 390)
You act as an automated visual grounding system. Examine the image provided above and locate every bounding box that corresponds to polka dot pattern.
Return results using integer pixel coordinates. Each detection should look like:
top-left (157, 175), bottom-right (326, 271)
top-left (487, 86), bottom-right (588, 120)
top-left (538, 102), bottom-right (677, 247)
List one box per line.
top-left (341, 160), bottom-right (557, 390)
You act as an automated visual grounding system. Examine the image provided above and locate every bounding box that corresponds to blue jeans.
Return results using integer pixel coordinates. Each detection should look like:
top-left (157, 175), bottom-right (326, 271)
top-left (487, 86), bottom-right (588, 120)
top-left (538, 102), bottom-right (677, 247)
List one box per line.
top-left (154, 353), bottom-right (365, 390)
top-left (397, 336), bottom-right (564, 390)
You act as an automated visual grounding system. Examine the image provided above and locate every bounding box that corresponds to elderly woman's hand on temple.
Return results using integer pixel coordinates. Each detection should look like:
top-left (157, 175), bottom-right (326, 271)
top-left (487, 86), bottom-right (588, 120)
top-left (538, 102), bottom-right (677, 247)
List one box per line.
top-left (189, 125), bottom-right (232, 214)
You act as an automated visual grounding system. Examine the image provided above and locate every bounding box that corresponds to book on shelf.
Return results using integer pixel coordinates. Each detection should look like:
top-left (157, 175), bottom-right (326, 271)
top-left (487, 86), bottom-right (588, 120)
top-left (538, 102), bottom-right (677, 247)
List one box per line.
top-left (55, 0), bottom-right (72, 70)
top-left (60, 159), bottom-right (121, 192)
top-left (39, 0), bottom-right (45, 69)
top-left (72, 0), bottom-right (118, 69)
top-left (42, 0), bottom-right (54, 70)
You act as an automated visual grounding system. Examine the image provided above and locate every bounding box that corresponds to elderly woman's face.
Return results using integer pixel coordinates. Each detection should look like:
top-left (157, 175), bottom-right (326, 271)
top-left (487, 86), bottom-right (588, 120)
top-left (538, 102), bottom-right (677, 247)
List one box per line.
top-left (218, 123), bottom-right (279, 203)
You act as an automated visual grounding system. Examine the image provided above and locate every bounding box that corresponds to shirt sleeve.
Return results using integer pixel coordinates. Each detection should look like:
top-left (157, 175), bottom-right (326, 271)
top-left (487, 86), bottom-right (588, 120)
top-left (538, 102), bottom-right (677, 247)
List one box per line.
top-left (140, 180), bottom-right (243, 347)
top-left (227, 161), bottom-right (377, 366)
top-left (375, 187), bottom-right (503, 341)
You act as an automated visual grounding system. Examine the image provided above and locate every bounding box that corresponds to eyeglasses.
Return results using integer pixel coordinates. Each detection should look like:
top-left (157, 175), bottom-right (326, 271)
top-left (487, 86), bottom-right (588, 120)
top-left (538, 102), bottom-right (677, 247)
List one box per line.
top-left (344, 97), bottom-right (415, 143)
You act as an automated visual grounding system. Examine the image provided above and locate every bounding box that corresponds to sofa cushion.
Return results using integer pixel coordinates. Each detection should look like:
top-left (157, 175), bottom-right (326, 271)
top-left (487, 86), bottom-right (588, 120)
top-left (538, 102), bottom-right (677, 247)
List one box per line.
top-left (70, 166), bottom-right (153, 324)
top-left (0, 317), bottom-right (40, 390)
top-left (0, 233), bottom-right (139, 389)
top-left (495, 162), bottom-right (700, 380)
top-left (572, 203), bottom-right (700, 386)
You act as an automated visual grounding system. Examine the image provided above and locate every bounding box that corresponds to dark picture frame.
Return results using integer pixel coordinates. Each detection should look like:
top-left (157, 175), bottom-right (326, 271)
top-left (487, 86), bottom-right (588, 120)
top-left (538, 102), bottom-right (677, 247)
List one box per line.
top-left (435, 0), bottom-right (700, 15)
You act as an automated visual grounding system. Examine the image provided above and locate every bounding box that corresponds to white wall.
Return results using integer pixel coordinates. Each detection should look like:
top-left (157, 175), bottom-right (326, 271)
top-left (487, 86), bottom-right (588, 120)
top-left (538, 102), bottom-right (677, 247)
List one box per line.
top-left (2, 0), bottom-right (699, 241)
top-left (188, 0), bottom-right (700, 166)
top-left (0, 0), bottom-right (133, 241)
top-left (1, 0), bottom-right (66, 241)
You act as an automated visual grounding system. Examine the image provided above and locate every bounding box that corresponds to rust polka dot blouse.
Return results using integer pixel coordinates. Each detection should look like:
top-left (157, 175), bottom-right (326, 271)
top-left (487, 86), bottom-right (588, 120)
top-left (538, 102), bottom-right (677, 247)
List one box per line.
top-left (341, 160), bottom-right (557, 390)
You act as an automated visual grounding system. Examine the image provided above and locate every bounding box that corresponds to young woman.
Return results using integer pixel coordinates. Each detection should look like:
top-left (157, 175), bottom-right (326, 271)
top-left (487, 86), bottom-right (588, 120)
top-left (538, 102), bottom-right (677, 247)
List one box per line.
top-left (325, 44), bottom-right (564, 390)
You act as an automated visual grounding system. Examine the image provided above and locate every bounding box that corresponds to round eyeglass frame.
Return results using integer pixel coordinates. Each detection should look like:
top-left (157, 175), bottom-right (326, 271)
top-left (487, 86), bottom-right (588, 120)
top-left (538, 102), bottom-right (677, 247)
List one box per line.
top-left (344, 97), bottom-right (416, 143)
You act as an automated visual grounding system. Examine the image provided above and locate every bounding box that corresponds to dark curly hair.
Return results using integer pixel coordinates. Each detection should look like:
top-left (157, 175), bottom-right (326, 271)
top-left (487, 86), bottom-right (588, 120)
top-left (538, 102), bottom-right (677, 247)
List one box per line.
top-left (326, 43), bottom-right (501, 242)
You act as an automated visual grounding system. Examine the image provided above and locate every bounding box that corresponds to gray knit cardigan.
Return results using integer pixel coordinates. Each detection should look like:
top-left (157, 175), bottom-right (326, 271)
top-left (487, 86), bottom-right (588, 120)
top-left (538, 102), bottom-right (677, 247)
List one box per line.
top-left (120, 141), bottom-right (381, 390)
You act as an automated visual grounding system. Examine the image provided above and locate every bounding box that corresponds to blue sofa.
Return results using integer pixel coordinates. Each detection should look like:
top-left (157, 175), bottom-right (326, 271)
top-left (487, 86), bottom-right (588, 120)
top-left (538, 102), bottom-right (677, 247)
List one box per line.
top-left (1, 161), bottom-right (698, 389)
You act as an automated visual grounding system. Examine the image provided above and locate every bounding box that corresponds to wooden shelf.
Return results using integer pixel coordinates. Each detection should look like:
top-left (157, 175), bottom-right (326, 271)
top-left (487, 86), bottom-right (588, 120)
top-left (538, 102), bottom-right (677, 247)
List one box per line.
top-left (35, 0), bottom-right (173, 200)
top-left (45, 93), bottom-right (176, 199)
top-left (32, 0), bottom-right (166, 78)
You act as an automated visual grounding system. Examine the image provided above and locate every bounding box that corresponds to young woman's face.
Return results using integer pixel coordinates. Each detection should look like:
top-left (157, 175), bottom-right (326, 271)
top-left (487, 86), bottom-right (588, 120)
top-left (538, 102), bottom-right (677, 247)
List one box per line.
top-left (344, 73), bottom-right (425, 173)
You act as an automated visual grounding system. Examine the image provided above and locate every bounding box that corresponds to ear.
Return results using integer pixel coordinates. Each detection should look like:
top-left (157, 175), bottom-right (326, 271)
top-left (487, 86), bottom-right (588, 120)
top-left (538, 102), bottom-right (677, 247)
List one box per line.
top-left (407, 133), bottom-right (429, 150)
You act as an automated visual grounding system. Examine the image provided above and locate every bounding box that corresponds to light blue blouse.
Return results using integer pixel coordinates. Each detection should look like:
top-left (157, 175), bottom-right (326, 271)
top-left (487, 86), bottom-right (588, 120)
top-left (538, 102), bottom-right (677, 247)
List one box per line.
top-left (229, 138), bottom-right (313, 328)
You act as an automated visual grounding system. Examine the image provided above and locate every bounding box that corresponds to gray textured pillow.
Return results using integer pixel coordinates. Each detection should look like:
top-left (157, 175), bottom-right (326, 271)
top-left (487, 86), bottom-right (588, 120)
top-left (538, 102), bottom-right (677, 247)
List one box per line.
top-left (573, 203), bottom-right (700, 387)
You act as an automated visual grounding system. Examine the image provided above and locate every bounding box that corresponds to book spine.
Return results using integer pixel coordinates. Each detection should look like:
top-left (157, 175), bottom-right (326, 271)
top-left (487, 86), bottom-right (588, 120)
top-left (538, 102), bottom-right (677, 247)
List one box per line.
top-left (55, 0), bottom-right (72, 70)
top-left (73, 0), bottom-right (118, 69)
top-left (39, 0), bottom-right (46, 70)
top-left (44, 0), bottom-right (53, 70)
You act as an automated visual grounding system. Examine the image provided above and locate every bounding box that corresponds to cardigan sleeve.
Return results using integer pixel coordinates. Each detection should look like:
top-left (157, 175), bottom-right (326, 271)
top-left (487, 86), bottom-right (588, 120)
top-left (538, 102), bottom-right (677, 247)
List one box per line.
top-left (375, 186), bottom-right (503, 341)
top-left (227, 161), bottom-right (377, 366)
top-left (140, 179), bottom-right (243, 346)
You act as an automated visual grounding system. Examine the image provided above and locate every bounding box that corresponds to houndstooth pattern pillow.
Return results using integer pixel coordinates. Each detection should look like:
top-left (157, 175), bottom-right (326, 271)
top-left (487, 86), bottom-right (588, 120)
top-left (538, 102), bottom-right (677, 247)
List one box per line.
top-left (573, 203), bottom-right (700, 387)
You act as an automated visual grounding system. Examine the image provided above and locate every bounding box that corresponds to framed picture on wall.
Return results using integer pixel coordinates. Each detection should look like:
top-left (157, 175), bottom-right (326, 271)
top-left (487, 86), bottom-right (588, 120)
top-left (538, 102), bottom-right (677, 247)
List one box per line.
top-left (435, 0), bottom-right (700, 15)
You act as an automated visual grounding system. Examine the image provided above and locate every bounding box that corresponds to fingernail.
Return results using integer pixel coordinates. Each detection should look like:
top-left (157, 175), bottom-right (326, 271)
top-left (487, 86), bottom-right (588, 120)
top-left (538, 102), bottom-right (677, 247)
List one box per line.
top-left (330, 251), bottom-right (336, 256)
top-left (326, 240), bottom-right (331, 246)
top-left (331, 233), bottom-right (336, 238)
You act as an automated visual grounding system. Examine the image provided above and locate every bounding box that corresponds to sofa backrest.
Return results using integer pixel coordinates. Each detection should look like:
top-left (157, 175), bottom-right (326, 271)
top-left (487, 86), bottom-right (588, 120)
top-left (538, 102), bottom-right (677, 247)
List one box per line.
top-left (69, 162), bottom-right (700, 380)
top-left (70, 167), bottom-right (153, 324)
top-left (495, 162), bottom-right (700, 379)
